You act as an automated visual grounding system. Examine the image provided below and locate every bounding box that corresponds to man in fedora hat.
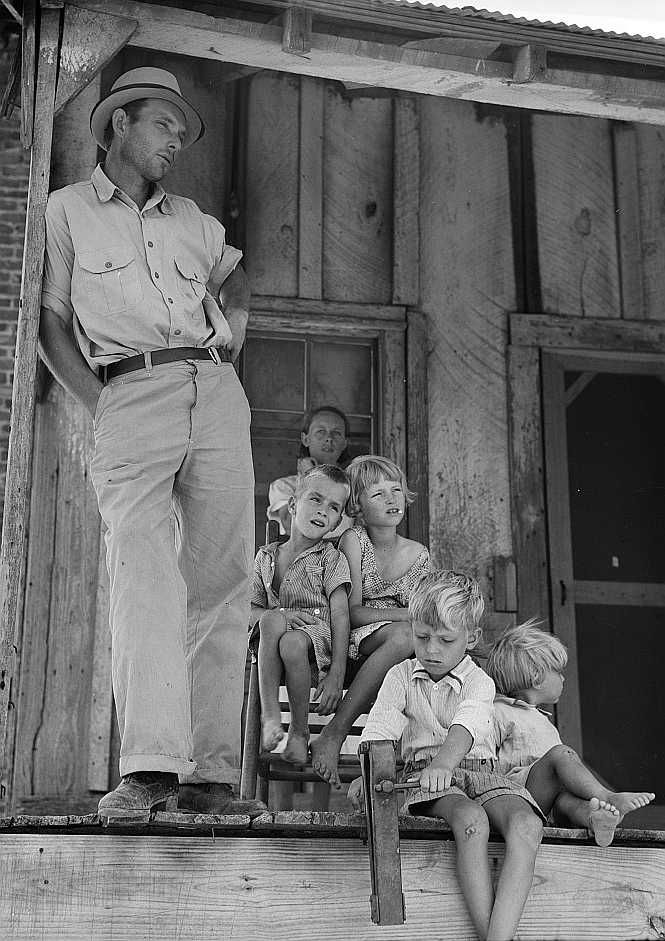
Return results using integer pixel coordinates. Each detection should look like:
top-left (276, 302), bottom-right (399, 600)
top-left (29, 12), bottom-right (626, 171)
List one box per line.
top-left (39, 67), bottom-right (265, 821)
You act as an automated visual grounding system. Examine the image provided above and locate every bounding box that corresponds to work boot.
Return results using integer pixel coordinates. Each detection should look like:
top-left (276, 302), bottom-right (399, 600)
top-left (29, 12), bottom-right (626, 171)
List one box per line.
top-left (97, 772), bottom-right (179, 825)
top-left (178, 782), bottom-right (267, 818)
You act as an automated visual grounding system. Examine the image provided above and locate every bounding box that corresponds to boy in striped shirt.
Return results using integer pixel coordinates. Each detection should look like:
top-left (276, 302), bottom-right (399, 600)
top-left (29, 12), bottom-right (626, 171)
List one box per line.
top-left (349, 570), bottom-right (544, 941)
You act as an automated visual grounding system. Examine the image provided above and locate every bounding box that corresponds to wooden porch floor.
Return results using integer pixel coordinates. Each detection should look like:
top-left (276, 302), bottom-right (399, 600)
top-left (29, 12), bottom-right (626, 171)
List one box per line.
top-left (0, 812), bottom-right (663, 940)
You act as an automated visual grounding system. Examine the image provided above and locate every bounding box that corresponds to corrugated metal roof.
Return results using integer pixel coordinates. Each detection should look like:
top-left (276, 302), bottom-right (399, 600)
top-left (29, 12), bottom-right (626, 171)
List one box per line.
top-left (385, 0), bottom-right (665, 44)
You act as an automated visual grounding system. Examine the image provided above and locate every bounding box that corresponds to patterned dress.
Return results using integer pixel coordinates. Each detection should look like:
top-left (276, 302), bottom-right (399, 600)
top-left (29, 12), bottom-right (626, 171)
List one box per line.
top-left (348, 524), bottom-right (430, 659)
top-left (252, 540), bottom-right (351, 681)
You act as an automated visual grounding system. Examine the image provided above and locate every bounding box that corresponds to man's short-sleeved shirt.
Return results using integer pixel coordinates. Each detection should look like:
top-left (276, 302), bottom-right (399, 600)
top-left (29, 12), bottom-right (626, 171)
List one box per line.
top-left (41, 164), bottom-right (242, 368)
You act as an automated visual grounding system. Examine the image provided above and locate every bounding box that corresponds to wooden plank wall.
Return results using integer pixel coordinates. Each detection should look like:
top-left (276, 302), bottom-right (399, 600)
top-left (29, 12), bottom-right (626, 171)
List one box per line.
top-left (419, 98), bottom-right (514, 620)
top-left (0, 832), bottom-right (663, 940)
top-left (244, 73), bottom-right (394, 305)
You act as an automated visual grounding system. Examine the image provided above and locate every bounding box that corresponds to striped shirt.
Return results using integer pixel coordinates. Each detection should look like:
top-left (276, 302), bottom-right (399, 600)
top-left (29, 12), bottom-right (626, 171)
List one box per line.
top-left (251, 539), bottom-right (351, 678)
top-left (360, 655), bottom-right (495, 763)
top-left (42, 164), bottom-right (242, 369)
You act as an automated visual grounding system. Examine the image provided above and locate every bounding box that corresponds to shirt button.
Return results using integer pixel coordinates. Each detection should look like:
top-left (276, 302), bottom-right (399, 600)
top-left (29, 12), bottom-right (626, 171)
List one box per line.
top-left (168, 297), bottom-right (173, 304)
top-left (154, 272), bottom-right (160, 279)
top-left (105, 261), bottom-right (112, 268)
top-left (174, 329), bottom-right (182, 336)
top-left (147, 241), bottom-right (154, 248)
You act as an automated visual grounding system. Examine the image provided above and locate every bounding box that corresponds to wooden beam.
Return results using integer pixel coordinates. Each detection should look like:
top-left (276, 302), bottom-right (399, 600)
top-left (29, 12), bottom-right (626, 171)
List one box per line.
top-left (282, 5), bottom-right (312, 56)
top-left (612, 123), bottom-right (647, 319)
top-left (510, 312), bottom-right (665, 352)
top-left (507, 344), bottom-right (549, 624)
top-left (392, 96), bottom-right (419, 306)
top-left (0, 4), bottom-right (61, 811)
top-left (575, 580), bottom-right (665, 607)
top-left (0, 831), bottom-right (663, 938)
top-left (87, 529), bottom-right (112, 793)
top-left (298, 78), bottom-right (323, 299)
top-left (66, 0), bottom-right (665, 126)
top-left (512, 44), bottom-right (547, 84)
top-left (493, 556), bottom-right (518, 612)
top-left (406, 308), bottom-right (428, 547)
top-left (54, 5), bottom-right (138, 114)
top-left (20, 0), bottom-right (36, 148)
top-left (0, 0), bottom-right (21, 25)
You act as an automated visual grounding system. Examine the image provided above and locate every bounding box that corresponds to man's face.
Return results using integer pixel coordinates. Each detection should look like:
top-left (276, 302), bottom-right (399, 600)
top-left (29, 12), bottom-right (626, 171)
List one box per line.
top-left (113, 99), bottom-right (188, 182)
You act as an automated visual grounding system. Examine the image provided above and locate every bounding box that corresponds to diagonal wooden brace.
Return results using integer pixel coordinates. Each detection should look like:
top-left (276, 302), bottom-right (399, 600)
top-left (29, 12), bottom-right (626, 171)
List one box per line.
top-left (359, 740), bottom-right (405, 925)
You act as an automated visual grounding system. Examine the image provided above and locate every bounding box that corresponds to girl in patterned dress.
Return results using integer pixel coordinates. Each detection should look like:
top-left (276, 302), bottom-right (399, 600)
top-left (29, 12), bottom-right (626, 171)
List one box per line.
top-left (311, 455), bottom-right (429, 788)
top-left (250, 465), bottom-right (352, 765)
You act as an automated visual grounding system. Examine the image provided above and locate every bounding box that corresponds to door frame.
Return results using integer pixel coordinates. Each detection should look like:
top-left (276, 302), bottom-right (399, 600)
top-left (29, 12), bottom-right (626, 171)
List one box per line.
top-left (508, 313), bottom-right (665, 749)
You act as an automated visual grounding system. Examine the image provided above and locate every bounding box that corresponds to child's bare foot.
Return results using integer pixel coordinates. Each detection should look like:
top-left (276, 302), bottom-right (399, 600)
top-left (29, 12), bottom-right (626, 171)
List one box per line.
top-left (283, 731), bottom-right (309, 765)
top-left (607, 791), bottom-right (655, 820)
top-left (310, 736), bottom-right (342, 789)
top-left (587, 797), bottom-right (620, 847)
top-left (261, 719), bottom-right (285, 753)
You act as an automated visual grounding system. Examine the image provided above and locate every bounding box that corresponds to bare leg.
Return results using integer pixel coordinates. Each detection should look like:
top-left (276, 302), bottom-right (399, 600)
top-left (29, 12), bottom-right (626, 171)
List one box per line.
top-left (280, 630), bottom-right (314, 765)
top-left (526, 745), bottom-right (655, 820)
top-left (257, 610), bottom-right (288, 751)
top-left (311, 621), bottom-right (413, 788)
top-left (484, 796), bottom-right (543, 941)
top-left (554, 792), bottom-right (620, 847)
top-left (419, 794), bottom-right (493, 940)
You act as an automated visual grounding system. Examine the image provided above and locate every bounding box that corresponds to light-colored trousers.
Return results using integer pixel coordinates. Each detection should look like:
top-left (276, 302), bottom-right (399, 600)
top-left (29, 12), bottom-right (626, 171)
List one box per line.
top-left (91, 360), bottom-right (254, 784)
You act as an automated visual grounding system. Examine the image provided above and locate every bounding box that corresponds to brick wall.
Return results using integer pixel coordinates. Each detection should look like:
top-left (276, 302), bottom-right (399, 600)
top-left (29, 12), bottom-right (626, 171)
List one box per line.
top-left (0, 33), bottom-right (29, 522)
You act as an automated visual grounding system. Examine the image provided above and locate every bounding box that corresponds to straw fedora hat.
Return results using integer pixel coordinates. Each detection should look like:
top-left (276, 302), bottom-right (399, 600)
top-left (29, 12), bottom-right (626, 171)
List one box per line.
top-left (90, 67), bottom-right (204, 151)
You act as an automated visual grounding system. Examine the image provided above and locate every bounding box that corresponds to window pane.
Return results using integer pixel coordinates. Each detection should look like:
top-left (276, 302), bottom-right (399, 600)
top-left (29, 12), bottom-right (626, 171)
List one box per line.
top-left (309, 340), bottom-right (373, 416)
top-left (243, 337), bottom-right (304, 411)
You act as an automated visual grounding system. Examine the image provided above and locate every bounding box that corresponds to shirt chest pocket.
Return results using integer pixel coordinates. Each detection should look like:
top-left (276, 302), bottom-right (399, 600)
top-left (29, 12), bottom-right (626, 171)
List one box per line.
top-left (304, 562), bottom-right (325, 593)
top-left (174, 255), bottom-right (207, 303)
top-left (77, 247), bottom-right (143, 315)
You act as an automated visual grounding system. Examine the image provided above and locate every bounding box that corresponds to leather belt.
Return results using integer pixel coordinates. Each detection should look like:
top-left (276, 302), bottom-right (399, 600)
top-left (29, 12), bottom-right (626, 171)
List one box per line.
top-left (101, 347), bottom-right (232, 383)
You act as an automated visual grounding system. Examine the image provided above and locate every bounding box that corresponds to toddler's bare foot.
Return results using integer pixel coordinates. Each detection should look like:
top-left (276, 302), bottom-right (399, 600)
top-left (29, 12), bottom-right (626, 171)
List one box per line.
top-left (587, 797), bottom-right (620, 847)
top-left (261, 719), bottom-right (285, 753)
top-left (283, 731), bottom-right (309, 766)
top-left (310, 736), bottom-right (342, 789)
top-left (608, 791), bottom-right (655, 820)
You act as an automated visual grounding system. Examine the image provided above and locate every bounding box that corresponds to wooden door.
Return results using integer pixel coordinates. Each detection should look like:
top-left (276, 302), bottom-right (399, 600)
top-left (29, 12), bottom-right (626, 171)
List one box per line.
top-left (542, 350), bottom-right (665, 828)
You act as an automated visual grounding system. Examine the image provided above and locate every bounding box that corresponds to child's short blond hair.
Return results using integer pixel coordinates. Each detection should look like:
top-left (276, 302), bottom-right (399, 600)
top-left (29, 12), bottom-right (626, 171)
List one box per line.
top-left (294, 463), bottom-right (350, 500)
top-left (409, 569), bottom-right (485, 636)
top-left (486, 619), bottom-right (568, 696)
top-left (346, 454), bottom-right (415, 518)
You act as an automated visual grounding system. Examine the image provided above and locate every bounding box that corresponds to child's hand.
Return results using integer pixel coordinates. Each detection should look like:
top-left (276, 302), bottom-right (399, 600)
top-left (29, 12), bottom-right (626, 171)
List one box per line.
top-left (281, 608), bottom-right (318, 629)
top-left (418, 764), bottom-right (454, 793)
top-left (348, 776), bottom-right (365, 812)
top-left (296, 457), bottom-right (317, 476)
top-left (313, 670), bottom-right (343, 715)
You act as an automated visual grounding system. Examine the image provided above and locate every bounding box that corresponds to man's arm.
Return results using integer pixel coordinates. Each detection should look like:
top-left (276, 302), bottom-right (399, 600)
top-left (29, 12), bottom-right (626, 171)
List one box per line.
top-left (218, 263), bottom-right (250, 361)
top-left (39, 308), bottom-right (103, 418)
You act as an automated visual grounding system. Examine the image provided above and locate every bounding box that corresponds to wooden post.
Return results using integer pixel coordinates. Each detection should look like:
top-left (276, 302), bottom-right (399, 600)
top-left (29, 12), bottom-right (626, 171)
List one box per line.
top-left (359, 740), bottom-right (405, 926)
top-left (0, 4), bottom-right (62, 809)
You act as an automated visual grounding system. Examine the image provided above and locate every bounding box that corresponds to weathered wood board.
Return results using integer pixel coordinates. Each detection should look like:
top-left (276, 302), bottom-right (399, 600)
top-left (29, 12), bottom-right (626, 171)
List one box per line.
top-left (635, 124), bottom-right (665, 322)
top-left (419, 97), bottom-right (513, 602)
top-left (323, 85), bottom-right (393, 303)
top-left (0, 831), bottom-right (662, 940)
top-left (532, 114), bottom-right (621, 319)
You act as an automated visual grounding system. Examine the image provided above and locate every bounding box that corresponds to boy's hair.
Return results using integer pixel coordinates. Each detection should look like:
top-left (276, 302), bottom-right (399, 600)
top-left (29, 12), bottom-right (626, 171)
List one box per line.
top-left (345, 454), bottom-right (415, 518)
top-left (409, 569), bottom-right (485, 635)
top-left (486, 619), bottom-right (568, 696)
top-left (294, 463), bottom-right (350, 501)
top-left (298, 405), bottom-right (352, 467)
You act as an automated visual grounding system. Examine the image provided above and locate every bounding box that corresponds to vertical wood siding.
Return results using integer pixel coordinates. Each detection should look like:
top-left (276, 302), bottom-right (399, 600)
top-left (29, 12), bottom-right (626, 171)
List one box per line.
top-left (419, 98), bottom-right (514, 605)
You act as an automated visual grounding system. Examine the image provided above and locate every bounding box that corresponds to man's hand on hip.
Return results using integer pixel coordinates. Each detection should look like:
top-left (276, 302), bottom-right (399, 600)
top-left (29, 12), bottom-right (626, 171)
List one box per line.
top-left (224, 308), bottom-right (249, 361)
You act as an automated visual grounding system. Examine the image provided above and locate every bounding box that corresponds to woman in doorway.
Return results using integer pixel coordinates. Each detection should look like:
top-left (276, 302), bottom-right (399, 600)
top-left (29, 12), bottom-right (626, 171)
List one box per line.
top-left (267, 405), bottom-right (354, 538)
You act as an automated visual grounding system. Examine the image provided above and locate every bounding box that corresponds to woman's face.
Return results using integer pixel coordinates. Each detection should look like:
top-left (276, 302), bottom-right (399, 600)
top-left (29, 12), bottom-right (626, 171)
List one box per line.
top-left (301, 411), bottom-right (347, 466)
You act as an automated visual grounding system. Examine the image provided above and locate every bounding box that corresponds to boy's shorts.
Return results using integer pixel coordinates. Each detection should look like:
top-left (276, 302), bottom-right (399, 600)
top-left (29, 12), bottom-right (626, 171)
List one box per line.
top-left (400, 756), bottom-right (547, 822)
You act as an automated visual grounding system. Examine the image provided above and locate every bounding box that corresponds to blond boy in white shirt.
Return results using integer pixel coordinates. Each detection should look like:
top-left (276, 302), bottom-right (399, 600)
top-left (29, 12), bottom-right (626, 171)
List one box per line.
top-left (487, 620), bottom-right (654, 847)
top-left (349, 571), bottom-right (545, 941)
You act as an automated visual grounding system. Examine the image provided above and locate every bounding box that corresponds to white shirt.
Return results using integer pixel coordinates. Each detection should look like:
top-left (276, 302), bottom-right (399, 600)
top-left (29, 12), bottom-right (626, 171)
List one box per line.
top-left (360, 655), bottom-right (495, 764)
top-left (492, 695), bottom-right (562, 774)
